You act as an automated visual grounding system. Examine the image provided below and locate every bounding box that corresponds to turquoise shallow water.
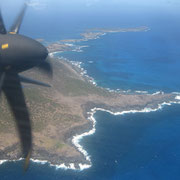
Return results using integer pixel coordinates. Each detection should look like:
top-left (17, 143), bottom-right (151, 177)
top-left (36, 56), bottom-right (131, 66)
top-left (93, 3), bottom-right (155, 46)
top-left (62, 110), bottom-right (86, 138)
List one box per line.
top-left (1, 2), bottom-right (180, 179)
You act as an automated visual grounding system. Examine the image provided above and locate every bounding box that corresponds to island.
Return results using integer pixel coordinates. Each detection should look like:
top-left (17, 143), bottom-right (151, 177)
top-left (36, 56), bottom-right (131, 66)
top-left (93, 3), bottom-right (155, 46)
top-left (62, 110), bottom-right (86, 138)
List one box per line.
top-left (47, 26), bottom-right (150, 53)
top-left (0, 26), bottom-right (178, 170)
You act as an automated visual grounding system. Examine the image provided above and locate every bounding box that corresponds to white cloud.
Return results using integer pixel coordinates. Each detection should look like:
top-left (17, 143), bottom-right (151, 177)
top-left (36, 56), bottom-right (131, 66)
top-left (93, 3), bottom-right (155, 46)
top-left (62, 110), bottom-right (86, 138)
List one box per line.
top-left (27, 0), bottom-right (47, 10)
top-left (85, 0), bottom-right (100, 7)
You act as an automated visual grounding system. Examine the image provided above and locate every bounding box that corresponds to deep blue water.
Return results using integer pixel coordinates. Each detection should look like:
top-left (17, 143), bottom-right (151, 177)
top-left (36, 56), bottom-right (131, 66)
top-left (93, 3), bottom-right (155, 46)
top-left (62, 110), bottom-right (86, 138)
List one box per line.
top-left (1, 1), bottom-right (180, 179)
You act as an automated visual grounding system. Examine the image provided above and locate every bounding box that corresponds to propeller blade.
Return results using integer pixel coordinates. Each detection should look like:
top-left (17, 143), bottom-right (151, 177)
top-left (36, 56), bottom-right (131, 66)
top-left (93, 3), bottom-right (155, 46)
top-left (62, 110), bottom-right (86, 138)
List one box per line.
top-left (2, 73), bottom-right (32, 169)
top-left (0, 72), bottom-right (5, 95)
top-left (0, 9), bottom-right (7, 34)
top-left (37, 58), bottom-right (53, 78)
top-left (19, 75), bottom-right (51, 87)
top-left (10, 3), bottom-right (27, 34)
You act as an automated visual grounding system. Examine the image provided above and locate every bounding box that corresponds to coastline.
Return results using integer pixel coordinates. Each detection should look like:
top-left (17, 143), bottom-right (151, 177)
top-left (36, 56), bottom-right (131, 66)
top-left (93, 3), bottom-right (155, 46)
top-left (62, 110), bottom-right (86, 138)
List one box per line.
top-left (0, 95), bottom-right (180, 171)
top-left (34, 55), bottom-right (180, 170)
top-left (0, 26), bottom-right (179, 171)
top-left (70, 95), bottom-right (180, 170)
top-left (56, 55), bottom-right (169, 96)
top-left (47, 26), bottom-right (150, 54)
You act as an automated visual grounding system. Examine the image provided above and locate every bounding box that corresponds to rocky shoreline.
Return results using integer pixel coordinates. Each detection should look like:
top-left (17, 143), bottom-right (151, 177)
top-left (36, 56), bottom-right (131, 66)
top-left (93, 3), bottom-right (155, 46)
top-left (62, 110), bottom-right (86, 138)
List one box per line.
top-left (0, 23), bottom-right (179, 170)
top-left (0, 57), bottom-right (179, 170)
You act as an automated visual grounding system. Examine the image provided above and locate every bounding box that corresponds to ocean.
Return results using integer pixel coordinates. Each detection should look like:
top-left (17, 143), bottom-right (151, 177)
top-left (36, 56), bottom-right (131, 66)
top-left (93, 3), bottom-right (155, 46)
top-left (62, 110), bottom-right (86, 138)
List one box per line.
top-left (1, 1), bottom-right (180, 179)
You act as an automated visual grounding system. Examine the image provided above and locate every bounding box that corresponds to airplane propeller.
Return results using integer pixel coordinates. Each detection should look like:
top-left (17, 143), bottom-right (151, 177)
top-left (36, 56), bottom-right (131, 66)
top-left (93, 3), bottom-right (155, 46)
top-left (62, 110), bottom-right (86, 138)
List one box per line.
top-left (0, 3), bottom-right (53, 170)
top-left (0, 10), bottom-right (6, 34)
top-left (10, 4), bottom-right (27, 34)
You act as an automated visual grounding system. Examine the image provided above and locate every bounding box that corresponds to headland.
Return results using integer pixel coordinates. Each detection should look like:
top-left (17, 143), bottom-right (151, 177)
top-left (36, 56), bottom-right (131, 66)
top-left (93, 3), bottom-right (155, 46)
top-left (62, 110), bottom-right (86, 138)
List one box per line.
top-left (0, 26), bottom-right (179, 170)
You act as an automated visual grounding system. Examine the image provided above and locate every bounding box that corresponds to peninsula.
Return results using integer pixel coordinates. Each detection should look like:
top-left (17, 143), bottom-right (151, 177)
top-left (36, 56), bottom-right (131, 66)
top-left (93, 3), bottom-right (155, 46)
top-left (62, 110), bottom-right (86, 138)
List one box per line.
top-left (0, 26), bottom-right (178, 170)
top-left (47, 26), bottom-right (150, 53)
top-left (0, 57), bottom-right (178, 169)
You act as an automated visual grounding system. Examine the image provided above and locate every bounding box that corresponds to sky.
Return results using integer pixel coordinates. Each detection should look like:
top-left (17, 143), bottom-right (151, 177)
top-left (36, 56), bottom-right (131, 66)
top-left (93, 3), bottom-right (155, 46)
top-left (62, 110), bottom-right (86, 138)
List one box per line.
top-left (1, 0), bottom-right (180, 10)
top-left (1, 0), bottom-right (180, 21)
top-left (1, 0), bottom-right (180, 39)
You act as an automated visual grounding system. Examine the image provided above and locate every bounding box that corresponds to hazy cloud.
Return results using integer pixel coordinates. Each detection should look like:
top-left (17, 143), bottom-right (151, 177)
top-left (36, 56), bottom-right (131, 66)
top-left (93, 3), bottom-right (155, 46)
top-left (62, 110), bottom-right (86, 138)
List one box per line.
top-left (85, 0), bottom-right (100, 7)
top-left (27, 0), bottom-right (47, 10)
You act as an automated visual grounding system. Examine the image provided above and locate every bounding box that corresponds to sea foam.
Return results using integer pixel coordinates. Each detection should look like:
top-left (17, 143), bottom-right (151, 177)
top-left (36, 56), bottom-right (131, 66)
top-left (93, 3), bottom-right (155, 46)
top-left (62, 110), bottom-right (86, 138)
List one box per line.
top-left (70, 96), bottom-right (180, 170)
top-left (0, 97), bottom-right (180, 171)
top-left (1, 53), bottom-right (180, 171)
